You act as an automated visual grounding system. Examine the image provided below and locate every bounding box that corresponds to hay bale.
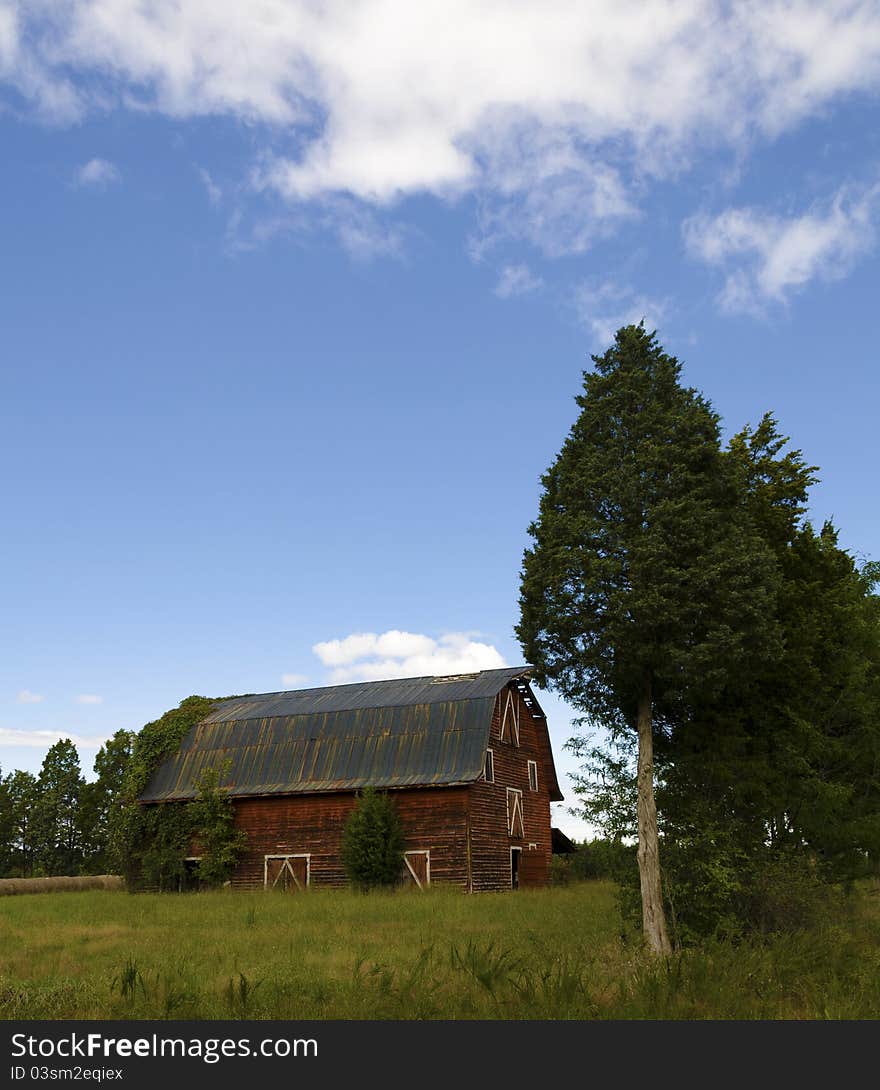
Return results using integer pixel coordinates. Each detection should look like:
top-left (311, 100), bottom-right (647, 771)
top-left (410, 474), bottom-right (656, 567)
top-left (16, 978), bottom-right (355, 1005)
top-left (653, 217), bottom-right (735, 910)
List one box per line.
top-left (0, 874), bottom-right (123, 896)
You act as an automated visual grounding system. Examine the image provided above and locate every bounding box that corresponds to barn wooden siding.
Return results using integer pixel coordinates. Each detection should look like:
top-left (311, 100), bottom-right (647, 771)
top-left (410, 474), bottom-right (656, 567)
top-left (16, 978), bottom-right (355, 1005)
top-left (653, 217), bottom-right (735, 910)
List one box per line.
top-left (228, 785), bottom-right (471, 890)
top-left (219, 684), bottom-right (554, 892)
top-left (467, 686), bottom-right (553, 891)
top-left (138, 670), bottom-right (563, 893)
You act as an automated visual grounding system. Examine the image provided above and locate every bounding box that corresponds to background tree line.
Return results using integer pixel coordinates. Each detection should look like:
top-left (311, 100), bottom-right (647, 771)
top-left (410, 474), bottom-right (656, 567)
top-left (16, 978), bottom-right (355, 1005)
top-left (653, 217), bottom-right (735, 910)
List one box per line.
top-left (0, 730), bottom-right (133, 878)
top-left (0, 700), bottom-right (246, 888)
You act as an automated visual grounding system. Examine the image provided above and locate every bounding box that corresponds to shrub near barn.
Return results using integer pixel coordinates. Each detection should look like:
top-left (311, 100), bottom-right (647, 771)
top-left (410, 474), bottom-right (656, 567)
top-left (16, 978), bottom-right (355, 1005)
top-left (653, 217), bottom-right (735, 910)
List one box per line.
top-left (341, 788), bottom-right (406, 890)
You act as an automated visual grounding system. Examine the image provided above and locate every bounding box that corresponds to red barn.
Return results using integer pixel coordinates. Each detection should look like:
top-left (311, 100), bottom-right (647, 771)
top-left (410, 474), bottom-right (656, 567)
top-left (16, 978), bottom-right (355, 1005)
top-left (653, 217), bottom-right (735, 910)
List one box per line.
top-left (139, 667), bottom-right (563, 891)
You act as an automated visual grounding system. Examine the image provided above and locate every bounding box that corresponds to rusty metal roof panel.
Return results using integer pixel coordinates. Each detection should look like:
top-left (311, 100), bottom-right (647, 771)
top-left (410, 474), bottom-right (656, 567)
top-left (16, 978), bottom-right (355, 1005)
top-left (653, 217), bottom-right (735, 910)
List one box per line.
top-left (140, 699), bottom-right (509, 804)
top-left (138, 667), bottom-right (560, 803)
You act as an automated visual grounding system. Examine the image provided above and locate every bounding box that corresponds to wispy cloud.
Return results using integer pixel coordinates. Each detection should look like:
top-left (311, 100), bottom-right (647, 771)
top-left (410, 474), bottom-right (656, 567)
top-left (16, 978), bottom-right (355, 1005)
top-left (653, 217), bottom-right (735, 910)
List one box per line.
top-left (574, 282), bottom-right (668, 348)
top-left (0, 727), bottom-right (108, 749)
top-left (281, 673), bottom-right (308, 687)
top-left (494, 264), bottom-right (543, 299)
top-left (468, 129), bottom-right (637, 258)
top-left (683, 180), bottom-right (880, 312)
top-left (75, 693), bottom-right (103, 705)
top-left (16, 689), bottom-right (44, 704)
top-left (197, 166), bottom-right (222, 207)
top-left (4, 4), bottom-right (880, 267)
top-left (74, 158), bottom-right (121, 188)
top-left (312, 629), bottom-right (506, 683)
top-left (227, 196), bottom-right (408, 261)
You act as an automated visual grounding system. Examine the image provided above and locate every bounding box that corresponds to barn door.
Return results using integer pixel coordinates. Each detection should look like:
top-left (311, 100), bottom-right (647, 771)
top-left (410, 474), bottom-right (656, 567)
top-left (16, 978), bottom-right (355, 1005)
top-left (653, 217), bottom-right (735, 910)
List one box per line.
top-left (402, 850), bottom-right (431, 890)
top-left (264, 854), bottom-right (310, 892)
top-left (510, 847), bottom-right (522, 890)
top-left (519, 848), bottom-right (547, 888)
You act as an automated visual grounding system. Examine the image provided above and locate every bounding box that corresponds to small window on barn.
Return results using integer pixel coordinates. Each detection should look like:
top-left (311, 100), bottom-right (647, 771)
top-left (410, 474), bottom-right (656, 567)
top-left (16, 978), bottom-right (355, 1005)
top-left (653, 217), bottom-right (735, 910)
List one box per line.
top-left (499, 690), bottom-right (520, 746)
top-left (484, 748), bottom-right (495, 783)
top-left (527, 760), bottom-right (538, 792)
top-left (506, 787), bottom-right (524, 838)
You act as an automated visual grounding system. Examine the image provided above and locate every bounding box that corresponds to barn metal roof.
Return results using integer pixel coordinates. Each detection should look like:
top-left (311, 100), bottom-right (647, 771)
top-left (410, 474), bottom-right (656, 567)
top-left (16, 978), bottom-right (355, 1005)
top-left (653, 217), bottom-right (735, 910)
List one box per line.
top-left (139, 667), bottom-right (562, 802)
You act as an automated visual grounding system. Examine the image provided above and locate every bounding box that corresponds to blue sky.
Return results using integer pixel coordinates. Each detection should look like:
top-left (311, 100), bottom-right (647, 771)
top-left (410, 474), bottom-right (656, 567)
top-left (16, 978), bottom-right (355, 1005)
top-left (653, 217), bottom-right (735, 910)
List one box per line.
top-left (2, 2), bottom-right (879, 839)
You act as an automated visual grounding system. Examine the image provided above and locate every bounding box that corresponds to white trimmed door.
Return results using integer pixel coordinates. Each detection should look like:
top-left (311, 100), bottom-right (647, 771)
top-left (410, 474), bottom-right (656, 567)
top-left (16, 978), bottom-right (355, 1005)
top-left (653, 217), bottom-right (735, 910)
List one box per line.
top-left (402, 850), bottom-right (431, 890)
top-left (264, 854), bottom-right (310, 891)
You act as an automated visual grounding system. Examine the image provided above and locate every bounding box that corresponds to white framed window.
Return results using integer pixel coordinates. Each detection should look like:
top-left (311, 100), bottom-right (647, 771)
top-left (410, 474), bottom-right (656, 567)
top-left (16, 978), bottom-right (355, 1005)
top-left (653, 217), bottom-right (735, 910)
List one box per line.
top-left (527, 759), bottom-right (538, 792)
top-left (403, 850), bottom-right (431, 890)
top-left (499, 690), bottom-right (520, 746)
top-left (264, 853), bottom-right (310, 891)
top-left (506, 787), bottom-right (524, 838)
top-left (484, 748), bottom-right (495, 783)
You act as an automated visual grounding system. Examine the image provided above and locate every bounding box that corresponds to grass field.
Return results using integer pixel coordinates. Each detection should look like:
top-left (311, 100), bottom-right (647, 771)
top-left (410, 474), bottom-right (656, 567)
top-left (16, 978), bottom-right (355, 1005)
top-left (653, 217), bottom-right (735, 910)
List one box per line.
top-left (1, 881), bottom-right (878, 1020)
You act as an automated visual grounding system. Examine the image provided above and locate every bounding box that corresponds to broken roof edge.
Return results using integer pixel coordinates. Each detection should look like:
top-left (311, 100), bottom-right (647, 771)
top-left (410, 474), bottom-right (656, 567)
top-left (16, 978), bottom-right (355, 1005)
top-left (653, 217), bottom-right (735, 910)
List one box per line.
top-left (201, 665), bottom-right (534, 723)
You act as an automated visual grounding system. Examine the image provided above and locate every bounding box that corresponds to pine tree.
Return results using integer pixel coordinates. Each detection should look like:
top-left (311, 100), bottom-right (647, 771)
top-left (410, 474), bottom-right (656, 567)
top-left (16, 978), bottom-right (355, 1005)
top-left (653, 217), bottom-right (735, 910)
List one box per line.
top-left (652, 417), bottom-right (880, 933)
top-left (517, 325), bottom-right (778, 953)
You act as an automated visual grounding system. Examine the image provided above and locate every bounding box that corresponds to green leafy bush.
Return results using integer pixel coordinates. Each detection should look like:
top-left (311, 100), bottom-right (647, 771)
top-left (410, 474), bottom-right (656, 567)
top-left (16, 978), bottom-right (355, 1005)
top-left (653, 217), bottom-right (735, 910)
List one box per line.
top-left (190, 763), bottom-right (247, 888)
top-left (341, 788), bottom-right (405, 891)
top-left (551, 838), bottom-right (635, 886)
top-left (612, 829), bottom-right (842, 944)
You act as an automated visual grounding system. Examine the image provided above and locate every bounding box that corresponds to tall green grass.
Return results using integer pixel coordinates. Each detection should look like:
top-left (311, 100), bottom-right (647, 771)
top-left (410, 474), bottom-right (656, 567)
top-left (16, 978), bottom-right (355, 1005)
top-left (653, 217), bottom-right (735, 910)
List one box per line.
top-left (0, 881), bottom-right (877, 1019)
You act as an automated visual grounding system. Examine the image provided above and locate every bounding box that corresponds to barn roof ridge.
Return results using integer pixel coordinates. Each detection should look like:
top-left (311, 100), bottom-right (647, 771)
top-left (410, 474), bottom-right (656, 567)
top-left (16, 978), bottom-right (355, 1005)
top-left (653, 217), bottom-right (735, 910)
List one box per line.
top-left (213, 664), bottom-right (532, 701)
top-left (199, 666), bottom-right (535, 724)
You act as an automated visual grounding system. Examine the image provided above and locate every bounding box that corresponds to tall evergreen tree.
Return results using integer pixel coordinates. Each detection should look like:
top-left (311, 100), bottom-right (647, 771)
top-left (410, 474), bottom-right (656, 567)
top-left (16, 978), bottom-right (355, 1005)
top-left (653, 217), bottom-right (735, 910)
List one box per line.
top-left (652, 418), bottom-right (880, 932)
top-left (517, 325), bottom-right (778, 953)
top-left (32, 739), bottom-right (84, 875)
top-left (585, 414), bottom-right (880, 938)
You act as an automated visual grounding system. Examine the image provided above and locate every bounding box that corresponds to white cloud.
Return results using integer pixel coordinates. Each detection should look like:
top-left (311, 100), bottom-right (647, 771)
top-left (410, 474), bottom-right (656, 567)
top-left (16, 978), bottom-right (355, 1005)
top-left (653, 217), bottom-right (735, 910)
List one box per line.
top-left (74, 158), bottom-right (121, 187)
top-left (321, 198), bottom-right (407, 260)
top-left (0, 727), bottom-right (108, 749)
top-left (3, 4), bottom-right (880, 258)
top-left (575, 281), bottom-right (668, 347)
top-left (683, 180), bottom-right (880, 311)
top-left (75, 693), bottom-right (103, 704)
top-left (197, 166), bottom-right (222, 207)
top-left (227, 196), bottom-right (407, 260)
top-left (281, 673), bottom-right (309, 687)
top-left (312, 629), bottom-right (506, 683)
top-left (494, 264), bottom-right (543, 299)
top-left (16, 689), bottom-right (44, 704)
top-left (468, 127), bottom-right (638, 257)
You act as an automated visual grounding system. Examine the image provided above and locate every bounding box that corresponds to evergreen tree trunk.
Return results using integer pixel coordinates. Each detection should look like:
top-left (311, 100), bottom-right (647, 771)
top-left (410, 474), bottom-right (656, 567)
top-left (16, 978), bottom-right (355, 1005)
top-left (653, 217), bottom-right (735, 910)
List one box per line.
top-left (637, 677), bottom-right (672, 955)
